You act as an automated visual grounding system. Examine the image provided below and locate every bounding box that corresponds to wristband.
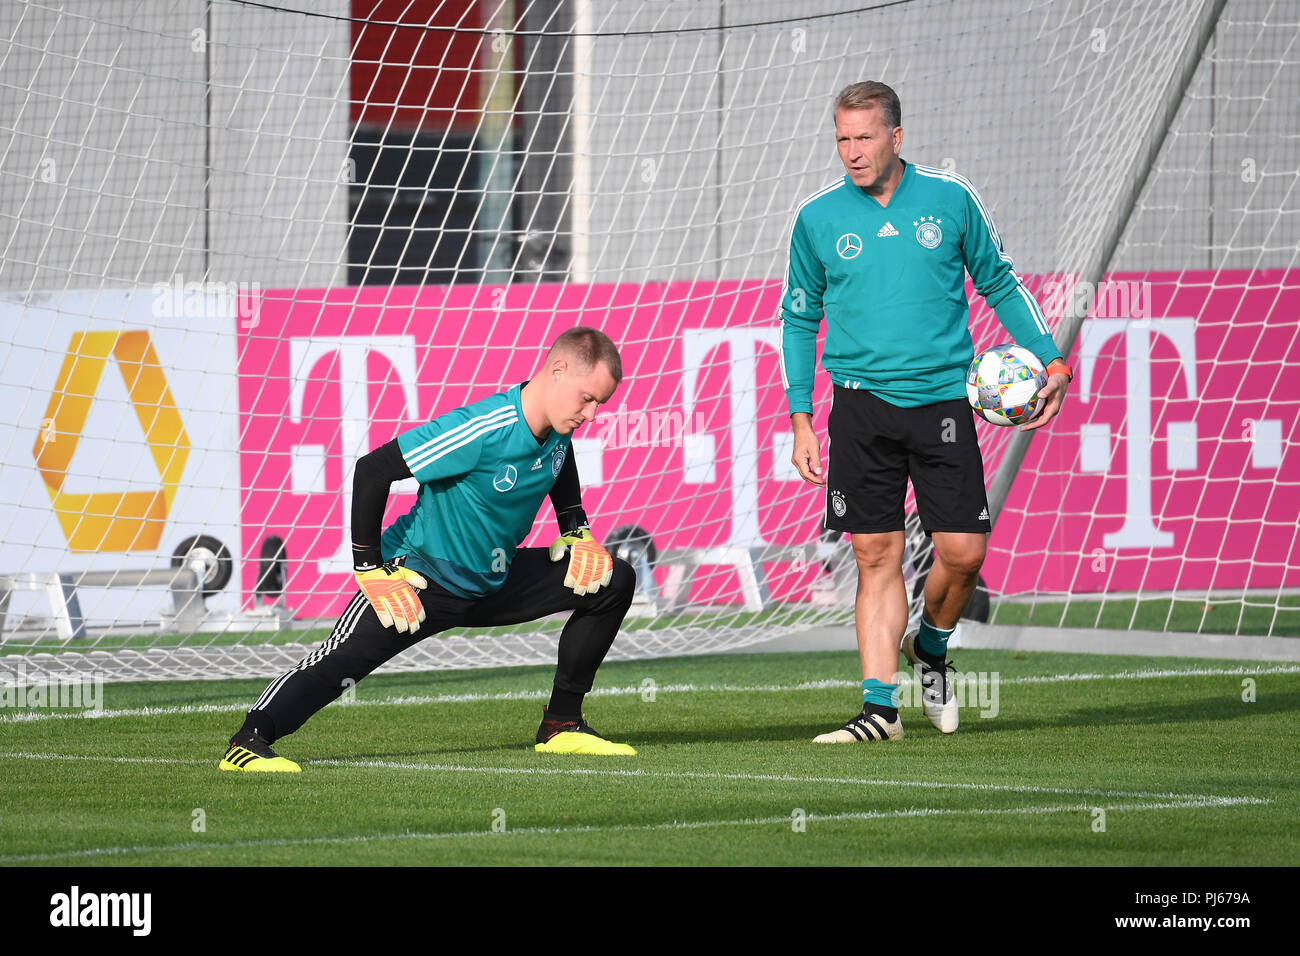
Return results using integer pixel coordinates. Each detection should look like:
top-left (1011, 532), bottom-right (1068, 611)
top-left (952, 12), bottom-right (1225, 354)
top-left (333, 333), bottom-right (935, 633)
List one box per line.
top-left (556, 506), bottom-right (590, 537)
top-left (1046, 360), bottom-right (1073, 382)
top-left (352, 542), bottom-right (385, 573)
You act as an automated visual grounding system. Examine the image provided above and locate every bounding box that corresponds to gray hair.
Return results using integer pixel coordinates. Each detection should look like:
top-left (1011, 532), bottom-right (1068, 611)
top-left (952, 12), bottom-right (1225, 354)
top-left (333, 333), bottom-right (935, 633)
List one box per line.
top-left (834, 81), bottom-right (901, 129)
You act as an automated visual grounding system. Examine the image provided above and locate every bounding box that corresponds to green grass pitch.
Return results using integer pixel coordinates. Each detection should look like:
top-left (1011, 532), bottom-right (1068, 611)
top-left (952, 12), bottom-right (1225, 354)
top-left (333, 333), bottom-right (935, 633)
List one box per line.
top-left (1, 648), bottom-right (1297, 866)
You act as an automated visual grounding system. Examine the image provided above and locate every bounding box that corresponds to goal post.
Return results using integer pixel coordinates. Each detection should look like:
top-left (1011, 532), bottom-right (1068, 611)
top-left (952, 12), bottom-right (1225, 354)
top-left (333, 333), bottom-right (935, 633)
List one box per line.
top-left (986, 0), bottom-right (1229, 528)
top-left (1, 0), bottom-right (1296, 686)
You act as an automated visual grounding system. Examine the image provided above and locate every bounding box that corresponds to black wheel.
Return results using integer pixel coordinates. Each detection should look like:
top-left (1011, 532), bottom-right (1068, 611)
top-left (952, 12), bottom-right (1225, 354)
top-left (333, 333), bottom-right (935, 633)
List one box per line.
top-left (604, 524), bottom-right (657, 568)
top-left (964, 577), bottom-right (991, 622)
top-left (256, 535), bottom-right (287, 598)
top-left (171, 534), bottom-right (233, 597)
top-left (910, 571), bottom-right (991, 623)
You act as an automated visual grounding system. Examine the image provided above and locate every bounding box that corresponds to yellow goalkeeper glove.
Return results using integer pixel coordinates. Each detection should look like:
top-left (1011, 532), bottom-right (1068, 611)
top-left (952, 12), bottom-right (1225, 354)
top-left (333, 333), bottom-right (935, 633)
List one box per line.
top-left (549, 528), bottom-right (614, 596)
top-left (354, 557), bottom-right (428, 633)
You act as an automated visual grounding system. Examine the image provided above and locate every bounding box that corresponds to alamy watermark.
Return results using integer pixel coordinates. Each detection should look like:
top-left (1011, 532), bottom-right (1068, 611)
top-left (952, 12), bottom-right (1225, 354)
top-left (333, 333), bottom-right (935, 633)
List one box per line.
top-left (894, 667), bottom-right (1000, 718)
top-left (1041, 278), bottom-right (1152, 323)
top-left (49, 886), bottom-right (151, 936)
top-left (151, 274), bottom-right (260, 328)
top-left (596, 407), bottom-right (710, 449)
top-left (0, 659), bottom-right (103, 713)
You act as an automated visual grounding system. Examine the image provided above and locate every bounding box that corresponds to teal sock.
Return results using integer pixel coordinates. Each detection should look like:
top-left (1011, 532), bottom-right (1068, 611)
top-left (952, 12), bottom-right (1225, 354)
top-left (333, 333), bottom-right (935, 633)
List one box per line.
top-left (918, 615), bottom-right (956, 659)
top-left (862, 678), bottom-right (900, 712)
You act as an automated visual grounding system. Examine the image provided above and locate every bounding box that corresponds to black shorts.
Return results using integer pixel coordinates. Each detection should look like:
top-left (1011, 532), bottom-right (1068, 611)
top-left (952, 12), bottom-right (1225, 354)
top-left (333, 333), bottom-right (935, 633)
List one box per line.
top-left (825, 386), bottom-right (992, 535)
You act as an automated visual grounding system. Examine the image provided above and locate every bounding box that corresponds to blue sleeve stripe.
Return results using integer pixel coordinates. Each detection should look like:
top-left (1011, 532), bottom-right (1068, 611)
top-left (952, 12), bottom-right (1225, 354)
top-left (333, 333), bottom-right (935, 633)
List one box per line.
top-left (404, 406), bottom-right (517, 474)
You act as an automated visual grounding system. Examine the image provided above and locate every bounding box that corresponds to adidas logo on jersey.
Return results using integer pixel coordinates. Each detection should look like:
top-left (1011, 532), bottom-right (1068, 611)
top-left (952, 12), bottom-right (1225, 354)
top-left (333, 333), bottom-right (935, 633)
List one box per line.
top-left (978, 507), bottom-right (990, 521)
top-left (531, 457), bottom-right (543, 471)
top-left (877, 221), bottom-right (899, 237)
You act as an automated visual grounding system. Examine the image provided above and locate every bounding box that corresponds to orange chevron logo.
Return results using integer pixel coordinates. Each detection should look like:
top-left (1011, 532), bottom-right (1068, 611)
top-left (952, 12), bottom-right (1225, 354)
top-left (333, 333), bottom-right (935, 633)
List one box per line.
top-left (33, 330), bottom-right (190, 552)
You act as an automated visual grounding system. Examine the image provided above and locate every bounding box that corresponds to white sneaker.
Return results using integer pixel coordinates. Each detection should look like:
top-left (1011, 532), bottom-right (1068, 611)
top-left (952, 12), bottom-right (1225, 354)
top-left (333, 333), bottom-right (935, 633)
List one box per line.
top-left (901, 629), bottom-right (959, 734)
top-left (813, 708), bottom-right (904, 743)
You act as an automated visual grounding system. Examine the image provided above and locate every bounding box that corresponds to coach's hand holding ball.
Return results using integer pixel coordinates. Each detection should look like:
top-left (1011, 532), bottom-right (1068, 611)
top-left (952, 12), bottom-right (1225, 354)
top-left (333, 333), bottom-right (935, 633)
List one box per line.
top-left (966, 344), bottom-right (1071, 432)
top-left (1021, 359), bottom-right (1072, 432)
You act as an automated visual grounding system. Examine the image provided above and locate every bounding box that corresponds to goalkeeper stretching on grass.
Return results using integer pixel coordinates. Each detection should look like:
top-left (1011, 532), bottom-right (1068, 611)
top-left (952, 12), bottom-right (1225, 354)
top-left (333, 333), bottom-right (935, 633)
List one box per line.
top-left (220, 327), bottom-right (637, 772)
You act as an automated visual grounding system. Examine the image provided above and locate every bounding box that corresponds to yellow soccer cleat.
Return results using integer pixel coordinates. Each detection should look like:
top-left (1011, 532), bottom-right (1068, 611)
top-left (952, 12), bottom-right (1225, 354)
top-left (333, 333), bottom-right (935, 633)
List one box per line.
top-left (535, 715), bottom-right (636, 755)
top-left (218, 731), bottom-right (302, 772)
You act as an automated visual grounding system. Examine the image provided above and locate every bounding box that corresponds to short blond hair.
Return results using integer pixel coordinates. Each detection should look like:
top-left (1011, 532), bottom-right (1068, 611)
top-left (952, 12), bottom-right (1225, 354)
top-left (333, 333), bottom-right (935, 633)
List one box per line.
top-left (548, 326), bottom-right (622, 383)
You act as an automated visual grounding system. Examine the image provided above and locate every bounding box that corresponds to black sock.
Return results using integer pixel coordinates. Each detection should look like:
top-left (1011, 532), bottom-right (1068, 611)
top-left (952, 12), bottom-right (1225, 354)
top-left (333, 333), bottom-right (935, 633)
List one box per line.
top-left (544, 688), bottom-right (583, 722)
top-left (913, 641), bottom-right (945, 667)
top-left (863, 701), bottom-right (899, 723)
top-left (239, 709), bottom-right (279, 744)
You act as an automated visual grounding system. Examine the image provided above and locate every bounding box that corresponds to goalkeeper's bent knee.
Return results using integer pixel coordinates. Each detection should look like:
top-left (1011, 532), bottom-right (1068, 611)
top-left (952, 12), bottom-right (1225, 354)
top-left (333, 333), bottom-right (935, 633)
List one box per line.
top-left (601, 557), bottom-right (637, 603)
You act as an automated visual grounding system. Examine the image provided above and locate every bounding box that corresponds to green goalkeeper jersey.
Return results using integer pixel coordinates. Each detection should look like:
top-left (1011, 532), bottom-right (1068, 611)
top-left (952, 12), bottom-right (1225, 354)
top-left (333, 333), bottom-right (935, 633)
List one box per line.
top-left (382, 383), bottom-right (570, 598)
top-left (779, 160), bottom-right (1061, 412)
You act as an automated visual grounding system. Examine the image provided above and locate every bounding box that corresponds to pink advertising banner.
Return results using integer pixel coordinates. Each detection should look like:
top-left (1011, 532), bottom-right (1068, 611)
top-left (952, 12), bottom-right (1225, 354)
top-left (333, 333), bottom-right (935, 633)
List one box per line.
top-left (237, 272), bottom-right (1299, 618)
top-left (987, 269), bottom-right (1299, 597)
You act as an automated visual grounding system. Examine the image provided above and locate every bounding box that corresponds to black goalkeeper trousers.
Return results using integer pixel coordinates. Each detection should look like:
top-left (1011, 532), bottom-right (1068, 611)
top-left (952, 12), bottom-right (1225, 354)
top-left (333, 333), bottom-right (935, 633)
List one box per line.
top-left (246, 549), bottom-right (636, 742)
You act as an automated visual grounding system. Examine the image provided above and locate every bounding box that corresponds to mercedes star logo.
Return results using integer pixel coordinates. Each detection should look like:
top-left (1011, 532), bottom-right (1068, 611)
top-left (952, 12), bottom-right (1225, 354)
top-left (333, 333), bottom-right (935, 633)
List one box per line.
top-left (836, 233), bottom-right (862, 260)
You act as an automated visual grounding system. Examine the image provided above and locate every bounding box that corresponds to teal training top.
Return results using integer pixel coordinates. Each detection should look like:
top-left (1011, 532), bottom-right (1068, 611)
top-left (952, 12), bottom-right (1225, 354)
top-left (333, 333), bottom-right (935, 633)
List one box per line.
top-left (381, 383), bottom-right (570, 598)
top-left (779, 161), bottom-right (1061, 411)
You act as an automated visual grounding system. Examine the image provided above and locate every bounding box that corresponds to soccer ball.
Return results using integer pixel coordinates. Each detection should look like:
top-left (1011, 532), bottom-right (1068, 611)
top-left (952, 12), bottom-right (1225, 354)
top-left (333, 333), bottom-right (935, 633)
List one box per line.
top-left (966, 344), bottom-right (1047, 426)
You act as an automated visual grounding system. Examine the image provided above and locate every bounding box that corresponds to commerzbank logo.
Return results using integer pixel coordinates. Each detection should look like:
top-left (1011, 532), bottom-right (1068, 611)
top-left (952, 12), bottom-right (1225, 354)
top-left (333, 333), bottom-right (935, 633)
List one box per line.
top-left (33, 331), bottom-right (189, 552)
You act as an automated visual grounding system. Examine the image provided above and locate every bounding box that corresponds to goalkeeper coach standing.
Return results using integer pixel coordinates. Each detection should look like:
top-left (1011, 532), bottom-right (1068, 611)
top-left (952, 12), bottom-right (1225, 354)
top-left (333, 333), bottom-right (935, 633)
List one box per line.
top-left (220, 327), bottom-right (638, 771)
top-left (781, 82), bottom-right (1072, 743)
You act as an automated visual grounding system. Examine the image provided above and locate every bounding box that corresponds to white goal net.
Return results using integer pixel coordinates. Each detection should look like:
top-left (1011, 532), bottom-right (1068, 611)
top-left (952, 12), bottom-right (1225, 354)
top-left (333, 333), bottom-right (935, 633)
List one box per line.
top-left (1, 0), bottom-right (1296, 684)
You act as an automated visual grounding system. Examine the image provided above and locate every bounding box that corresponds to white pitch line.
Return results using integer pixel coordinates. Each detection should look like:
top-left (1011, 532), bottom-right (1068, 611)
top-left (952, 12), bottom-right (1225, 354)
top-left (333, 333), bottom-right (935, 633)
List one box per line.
top-left (311, 757), bottom-right (1273, 804)
top-left (0, 750), bottom-right (1273, 806)
top-left (0, 751), bottom-right (208, 765)
top-left (997, 664), bottom-right (1300, 684)
top-left (2, 663), bottom-right (1297, 725)
top-left (0, 796), bottom-right (1266, 865)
